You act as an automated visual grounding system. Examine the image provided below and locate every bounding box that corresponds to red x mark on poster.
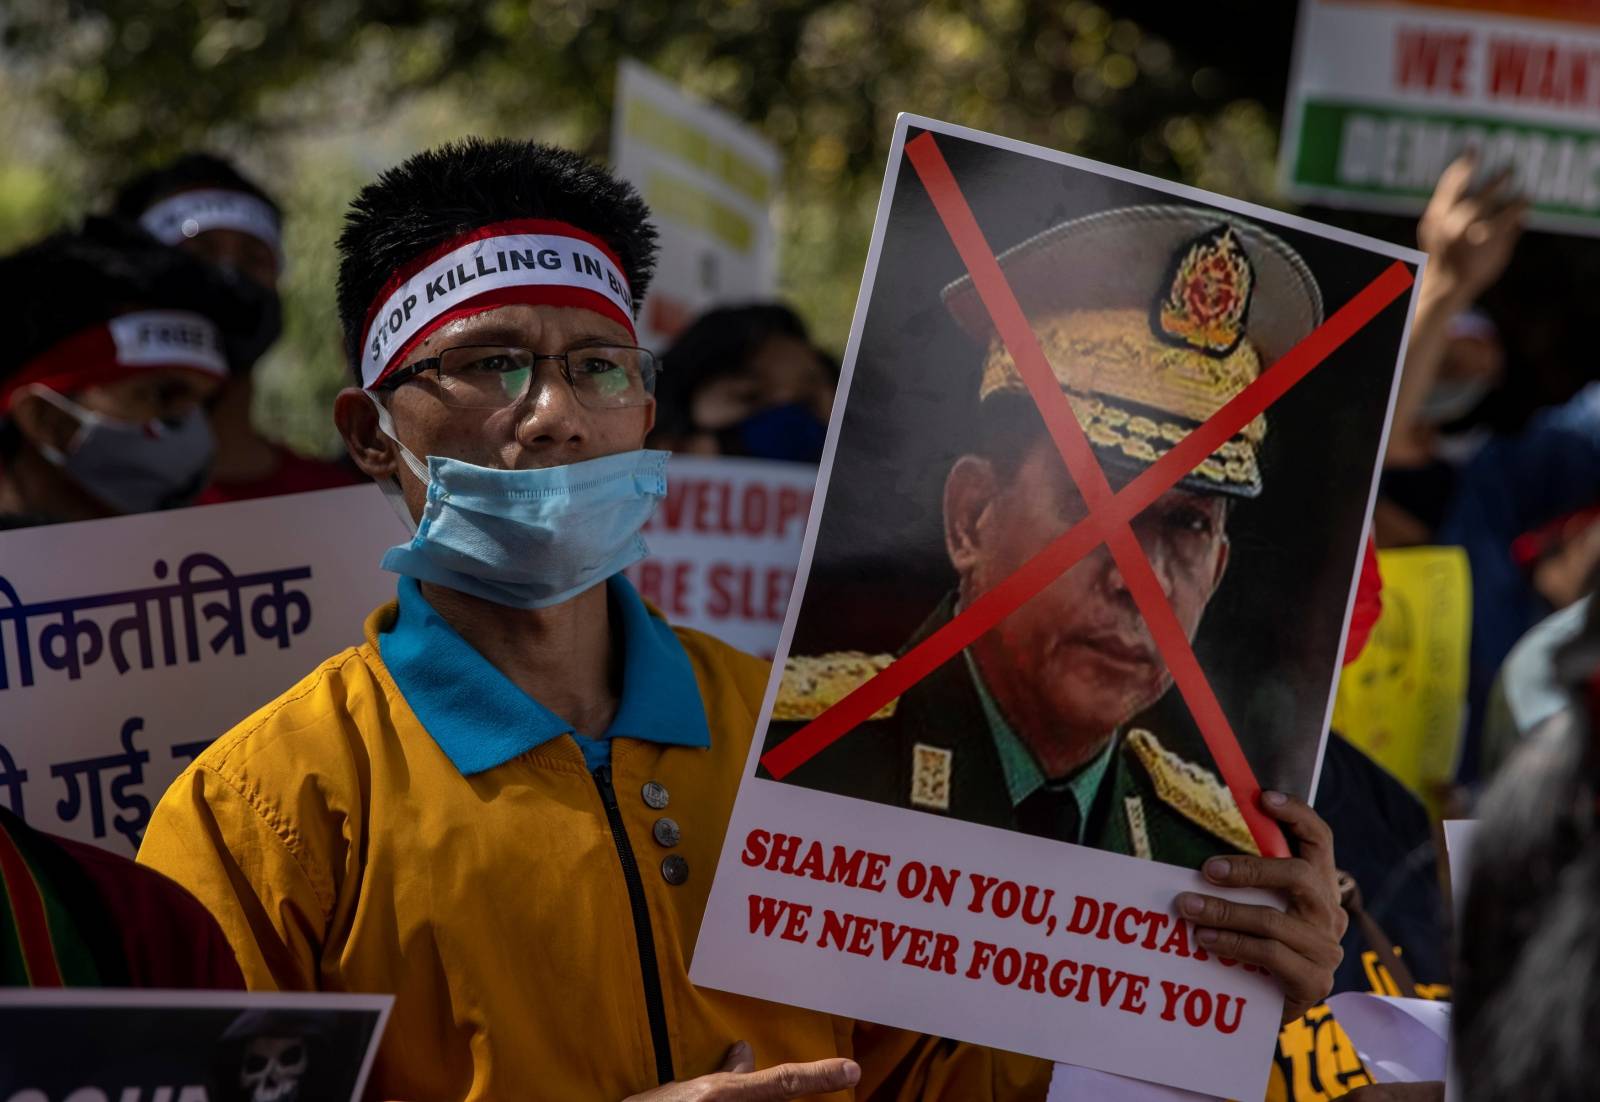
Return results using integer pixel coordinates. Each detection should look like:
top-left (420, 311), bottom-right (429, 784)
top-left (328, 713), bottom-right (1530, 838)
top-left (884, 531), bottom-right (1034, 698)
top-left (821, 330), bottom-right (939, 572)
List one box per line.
top-left (761, 132), bottom-right (1415, 859)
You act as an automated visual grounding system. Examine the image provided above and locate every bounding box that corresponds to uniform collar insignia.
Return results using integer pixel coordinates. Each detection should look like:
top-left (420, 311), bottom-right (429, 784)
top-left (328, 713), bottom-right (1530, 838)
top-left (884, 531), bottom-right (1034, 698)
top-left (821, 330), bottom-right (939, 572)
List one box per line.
top-left (911, 742), bottom-right (953, 811)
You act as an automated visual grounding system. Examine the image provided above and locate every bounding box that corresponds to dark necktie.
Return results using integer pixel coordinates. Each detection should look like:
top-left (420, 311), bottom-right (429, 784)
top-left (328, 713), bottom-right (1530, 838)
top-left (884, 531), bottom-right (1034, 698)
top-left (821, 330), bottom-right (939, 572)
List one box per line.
top-left (1016, 783), bottom-right (1082, 843)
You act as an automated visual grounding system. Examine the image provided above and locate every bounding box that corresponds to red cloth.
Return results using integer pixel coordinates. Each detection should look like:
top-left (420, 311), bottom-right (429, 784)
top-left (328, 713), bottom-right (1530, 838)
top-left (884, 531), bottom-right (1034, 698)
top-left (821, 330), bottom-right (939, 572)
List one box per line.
top-left (56, 834), bottom-right (245, 990)
top-left (197, 445), bottom-right (362, 505)
top-left (1510, 502), bottom-right (1600, 572)
top-left (1343, 535), bottom-right (1384, 666)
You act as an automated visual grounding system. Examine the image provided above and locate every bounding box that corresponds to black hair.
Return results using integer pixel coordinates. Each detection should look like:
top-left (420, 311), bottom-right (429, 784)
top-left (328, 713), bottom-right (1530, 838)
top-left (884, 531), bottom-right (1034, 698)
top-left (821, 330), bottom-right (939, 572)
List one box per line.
top-left (1455, 595), bottom-right (1600, 1099)
top-left (335, 138), bottom-right (658, 373)
top-left (652, 303), bottom-right (818, 440)
top-left (0, 218), bottom-right (258, 456)
top-left (112, 152), bottom-right (280, 221)
top-left (0, 217), bottom-right (256, 379)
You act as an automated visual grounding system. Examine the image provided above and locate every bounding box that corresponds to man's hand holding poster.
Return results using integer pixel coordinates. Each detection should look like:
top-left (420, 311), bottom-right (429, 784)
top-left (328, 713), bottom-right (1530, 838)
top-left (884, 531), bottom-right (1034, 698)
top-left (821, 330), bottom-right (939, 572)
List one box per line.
top-left (691, 116), bottom-right (1423, 1098)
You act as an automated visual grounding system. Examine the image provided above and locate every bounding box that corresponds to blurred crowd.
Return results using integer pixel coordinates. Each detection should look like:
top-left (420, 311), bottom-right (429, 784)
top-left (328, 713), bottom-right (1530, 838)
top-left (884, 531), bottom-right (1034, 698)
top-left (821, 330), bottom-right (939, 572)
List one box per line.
top-left (1, 137), bottom-right (1597, 1101)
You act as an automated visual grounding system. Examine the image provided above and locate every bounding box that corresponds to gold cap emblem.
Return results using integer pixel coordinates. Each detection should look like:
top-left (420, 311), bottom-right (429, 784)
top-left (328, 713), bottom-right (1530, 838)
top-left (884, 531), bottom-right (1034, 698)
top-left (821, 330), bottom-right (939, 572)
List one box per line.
top-left (941, 205), bottom-right (1324, 500)
top-left (1156, 226), bottom-right (1253, 357)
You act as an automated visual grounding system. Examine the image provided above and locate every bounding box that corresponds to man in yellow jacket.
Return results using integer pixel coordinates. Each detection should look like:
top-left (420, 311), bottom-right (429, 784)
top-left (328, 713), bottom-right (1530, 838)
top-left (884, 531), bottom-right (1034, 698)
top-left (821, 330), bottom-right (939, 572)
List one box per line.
top-left (139, 138), bottom-right (1347, 1100)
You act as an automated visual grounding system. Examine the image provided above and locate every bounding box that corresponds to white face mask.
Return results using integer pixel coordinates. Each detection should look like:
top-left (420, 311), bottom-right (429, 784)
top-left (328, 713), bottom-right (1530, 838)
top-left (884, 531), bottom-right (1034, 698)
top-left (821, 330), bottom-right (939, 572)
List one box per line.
top-left (30, 386), bottom-right (214, 513)
top-left (1418, 373), bottom-right (1495, 426)
top-left (367, 392), bottom-right (668, 609)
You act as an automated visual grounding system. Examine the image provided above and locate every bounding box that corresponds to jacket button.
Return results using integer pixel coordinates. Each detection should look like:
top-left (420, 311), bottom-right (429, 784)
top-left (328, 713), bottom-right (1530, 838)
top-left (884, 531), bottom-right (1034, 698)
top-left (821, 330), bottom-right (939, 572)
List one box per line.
top-left (652, 817), bottom-right (681, 848)
top-left (661, 854), bottom-right (689, 885)
top-left (641, 781), bottom-right (670, 810)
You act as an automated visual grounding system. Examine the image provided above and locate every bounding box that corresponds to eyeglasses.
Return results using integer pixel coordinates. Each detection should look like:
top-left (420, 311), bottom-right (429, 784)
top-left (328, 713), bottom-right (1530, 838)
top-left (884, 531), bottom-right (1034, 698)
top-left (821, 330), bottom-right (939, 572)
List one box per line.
top-left (380, 344), bottom-right (659, 410)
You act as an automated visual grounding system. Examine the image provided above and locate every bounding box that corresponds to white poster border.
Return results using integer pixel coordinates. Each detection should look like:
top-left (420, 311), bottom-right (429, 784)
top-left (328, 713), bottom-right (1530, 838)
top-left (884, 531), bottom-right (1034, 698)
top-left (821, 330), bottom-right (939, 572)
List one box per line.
top-left (1277, 0), bottom-right (1600, 239)
top-left (692, 113), bottom-right (1424, 1098)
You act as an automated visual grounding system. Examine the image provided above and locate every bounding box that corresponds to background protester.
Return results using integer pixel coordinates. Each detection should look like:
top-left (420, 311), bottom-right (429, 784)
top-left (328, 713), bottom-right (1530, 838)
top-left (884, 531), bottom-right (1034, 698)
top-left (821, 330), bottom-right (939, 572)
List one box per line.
top-left (651, 302), bottom-right (837, 463)
top-left (1374, 309), bottom-right (1502, 546)
top-left (113, 153), bottom-right (360, 503)
top-left (1375, 155), bottom-right (1600, 783)
top-left (0, 806), bottom-right (243, 989)
top-left (0, 218), bottom-right (249, 528)
top-left (1376, 155), bottom-right (1525, 550)
top-left (138, 135), bottom-right (1347, 1101)
top-left (1268, 560), bottom-right (1450, 1100)
top-left (137, 138), bottom-right (870, 1100)
top-left (1455, 587), bottom-right (1600, 1100)
top-left (1482, 594), bottom-right (1592, 777)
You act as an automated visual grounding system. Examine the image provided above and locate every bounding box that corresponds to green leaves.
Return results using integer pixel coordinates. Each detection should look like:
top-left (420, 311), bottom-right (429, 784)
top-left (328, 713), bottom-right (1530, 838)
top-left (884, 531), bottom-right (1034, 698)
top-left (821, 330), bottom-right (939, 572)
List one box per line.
top-left (3, 0), bottom-right (1280, 457)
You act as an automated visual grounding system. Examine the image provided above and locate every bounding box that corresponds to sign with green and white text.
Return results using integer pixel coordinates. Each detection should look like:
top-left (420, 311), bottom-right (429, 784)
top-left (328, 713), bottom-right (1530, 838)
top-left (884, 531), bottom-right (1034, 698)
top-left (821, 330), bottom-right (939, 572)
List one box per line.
top-left (1282, 0), bottom-right (1600, 235)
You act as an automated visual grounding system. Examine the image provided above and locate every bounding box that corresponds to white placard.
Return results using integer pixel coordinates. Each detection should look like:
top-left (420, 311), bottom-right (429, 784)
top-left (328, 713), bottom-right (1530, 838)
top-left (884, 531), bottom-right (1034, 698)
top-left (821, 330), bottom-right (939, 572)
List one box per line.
top-left (1049, 1063), bottom-right (1220, 1101)
top-left (611, 60), bottom-right (781, 350)
top-left (1282, 0), bottom-right (1600, 235)
top-left (692, 113), bottom-right (1424, 1099)
top-left (1325, 992), bottom-right (1452, 1084)
top-left (626, 455), bottom-right (814, 657)
top-left (0, 485), bottom-right (407, 854)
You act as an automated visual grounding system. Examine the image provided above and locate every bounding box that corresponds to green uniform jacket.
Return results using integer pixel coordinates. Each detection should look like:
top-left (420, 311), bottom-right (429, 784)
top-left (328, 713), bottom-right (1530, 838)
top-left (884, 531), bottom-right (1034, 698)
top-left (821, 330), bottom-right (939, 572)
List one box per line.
top-left (763, 597), bottom-right (1258, 868)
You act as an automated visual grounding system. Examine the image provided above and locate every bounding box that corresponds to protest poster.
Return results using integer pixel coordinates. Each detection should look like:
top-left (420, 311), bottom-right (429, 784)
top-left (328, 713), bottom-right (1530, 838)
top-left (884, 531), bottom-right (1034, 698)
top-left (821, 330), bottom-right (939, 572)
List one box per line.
top-left (1323, 992), bottom-right (1452, 1085)
top-left (626, 455), bottom-right (814, 657)
top-left (691, 114), bottom-right (1422, 1097)
top-left (0, 989), bottom-right (392, 1102)
top-left (610, 59), bottom-right (781, 349)
top-left (1282, 0), bottom-right (1600, 235)
top-left (1332, 546), bottom-right (1470, 816)
top-left (1443, 818), bottom-right (1477, 915)
top-left (1049, 1064), bottom-right (1218, 1100)
top-left (0, 485), bottom-right (407, 854)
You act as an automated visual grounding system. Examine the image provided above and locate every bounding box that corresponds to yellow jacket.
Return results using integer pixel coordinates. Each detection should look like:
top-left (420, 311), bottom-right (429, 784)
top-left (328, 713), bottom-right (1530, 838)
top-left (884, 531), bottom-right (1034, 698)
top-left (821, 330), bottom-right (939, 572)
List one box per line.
top-left (138, 588), bottom-right (1048, 1101)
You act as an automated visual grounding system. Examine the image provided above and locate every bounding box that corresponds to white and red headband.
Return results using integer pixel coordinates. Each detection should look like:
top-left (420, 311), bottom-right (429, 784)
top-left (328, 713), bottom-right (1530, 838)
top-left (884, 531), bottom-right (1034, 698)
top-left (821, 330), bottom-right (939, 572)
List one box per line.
top-left (139, 188), bottom-right (284, 263)
top-left (2, 311), bottom-right (228, 412)
top-left (358, 218), bottom-right (635, 390)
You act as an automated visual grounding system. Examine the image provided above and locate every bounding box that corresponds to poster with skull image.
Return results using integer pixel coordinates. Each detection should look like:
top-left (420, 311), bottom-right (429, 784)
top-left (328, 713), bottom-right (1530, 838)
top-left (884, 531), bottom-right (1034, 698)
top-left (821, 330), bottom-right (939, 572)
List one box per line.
top-left (0, 990), bottom-right (391, 1102)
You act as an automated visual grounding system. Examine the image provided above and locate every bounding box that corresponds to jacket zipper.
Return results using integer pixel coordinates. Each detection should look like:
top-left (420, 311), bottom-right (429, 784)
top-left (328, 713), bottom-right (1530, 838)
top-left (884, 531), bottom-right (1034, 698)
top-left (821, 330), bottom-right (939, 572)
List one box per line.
top-left (594, 764), bottom-right (675, 1085)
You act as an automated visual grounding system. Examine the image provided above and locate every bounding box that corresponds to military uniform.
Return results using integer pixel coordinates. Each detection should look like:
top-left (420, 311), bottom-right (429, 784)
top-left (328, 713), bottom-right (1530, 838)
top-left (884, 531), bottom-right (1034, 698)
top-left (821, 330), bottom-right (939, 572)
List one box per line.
top-left (765, 203), bottom-right (1326, 868)
top-left (764, 598), bottom-right (1259, 865)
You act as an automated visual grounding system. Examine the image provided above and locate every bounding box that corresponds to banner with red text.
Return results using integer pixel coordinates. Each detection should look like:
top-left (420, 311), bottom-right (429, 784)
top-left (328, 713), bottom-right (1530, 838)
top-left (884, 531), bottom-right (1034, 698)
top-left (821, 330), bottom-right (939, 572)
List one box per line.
top-left (693, 115), bottom-right (1422, 1098)
top-left (1283, 0), bottom-right (1600, 234)
top-left (626, 456), bottom-right (814, 657)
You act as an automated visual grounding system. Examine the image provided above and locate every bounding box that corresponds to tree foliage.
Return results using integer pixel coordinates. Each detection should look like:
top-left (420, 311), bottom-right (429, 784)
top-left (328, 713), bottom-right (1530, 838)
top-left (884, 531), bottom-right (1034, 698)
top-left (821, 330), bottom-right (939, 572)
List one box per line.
top-left (1, 0), bottom-right (1286, 454)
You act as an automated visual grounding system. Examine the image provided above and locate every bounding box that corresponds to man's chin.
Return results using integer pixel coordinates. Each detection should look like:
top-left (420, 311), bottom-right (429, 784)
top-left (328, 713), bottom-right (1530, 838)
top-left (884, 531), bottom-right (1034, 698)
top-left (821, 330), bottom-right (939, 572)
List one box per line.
top-left (1042, 686), bottom-right (1164, 741)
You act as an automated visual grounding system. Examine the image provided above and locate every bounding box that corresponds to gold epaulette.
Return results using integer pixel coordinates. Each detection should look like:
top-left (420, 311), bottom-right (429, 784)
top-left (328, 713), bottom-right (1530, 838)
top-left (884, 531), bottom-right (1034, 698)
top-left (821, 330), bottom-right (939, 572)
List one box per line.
top-left (772, 652), bottom-right (898, 722)
top-left (1127, 729), bottom-right (1259, 855)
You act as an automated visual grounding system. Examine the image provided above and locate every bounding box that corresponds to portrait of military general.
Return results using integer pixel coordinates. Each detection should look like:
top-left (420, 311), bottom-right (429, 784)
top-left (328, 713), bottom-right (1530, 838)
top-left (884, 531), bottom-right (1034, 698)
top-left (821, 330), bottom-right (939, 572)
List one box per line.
top-left (759, 130), bottom-right (1413, 871)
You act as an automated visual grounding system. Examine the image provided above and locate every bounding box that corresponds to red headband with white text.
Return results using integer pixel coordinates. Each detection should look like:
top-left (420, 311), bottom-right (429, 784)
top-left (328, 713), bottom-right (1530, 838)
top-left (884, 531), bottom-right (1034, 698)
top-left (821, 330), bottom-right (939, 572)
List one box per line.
top-left (359, 219), bottom-right (636, 390)
top-left (2, 311), bottom-right (228, 412)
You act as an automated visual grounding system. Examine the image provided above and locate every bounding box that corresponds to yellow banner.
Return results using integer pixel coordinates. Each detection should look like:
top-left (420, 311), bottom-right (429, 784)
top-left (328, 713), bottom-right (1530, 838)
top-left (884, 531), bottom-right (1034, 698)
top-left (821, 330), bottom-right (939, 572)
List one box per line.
top-left (1332, 546), bottom-right (1470, 814)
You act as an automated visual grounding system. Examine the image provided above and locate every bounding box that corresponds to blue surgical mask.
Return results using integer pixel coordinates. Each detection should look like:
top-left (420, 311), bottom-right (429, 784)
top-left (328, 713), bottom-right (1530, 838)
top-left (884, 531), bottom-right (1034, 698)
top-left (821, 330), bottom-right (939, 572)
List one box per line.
top-left (720, 401), bottom-right (827, 463)
top-left (369, 393), bottom-right (668, 609)
top-left (32, 386), bottom-right (214, 513)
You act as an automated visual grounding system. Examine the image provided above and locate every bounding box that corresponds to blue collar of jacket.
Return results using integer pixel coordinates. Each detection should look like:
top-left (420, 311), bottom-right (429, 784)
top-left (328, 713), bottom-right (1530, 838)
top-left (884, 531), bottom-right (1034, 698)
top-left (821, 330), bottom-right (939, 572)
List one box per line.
top-left (379, 574), bottom-right (710, 774)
